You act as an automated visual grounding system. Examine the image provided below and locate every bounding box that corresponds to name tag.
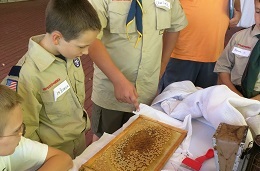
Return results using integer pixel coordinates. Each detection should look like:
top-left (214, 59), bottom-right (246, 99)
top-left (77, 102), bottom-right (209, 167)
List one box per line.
top-left (53, 80), bottom-right (70, 101)
top-left (155, 0), bottom-right (171, 10)
top-left (232, 47), bottom-right (251, 57)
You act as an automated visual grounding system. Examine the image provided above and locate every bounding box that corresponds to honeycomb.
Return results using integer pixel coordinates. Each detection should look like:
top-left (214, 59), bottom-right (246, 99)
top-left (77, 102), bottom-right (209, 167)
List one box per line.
top-left (79, 115), bottom-right (187, 171)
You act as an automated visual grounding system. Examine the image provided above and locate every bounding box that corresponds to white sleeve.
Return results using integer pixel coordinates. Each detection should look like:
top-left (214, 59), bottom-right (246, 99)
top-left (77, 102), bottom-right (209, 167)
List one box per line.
top-left (237, 0), bottom-right (255, 27)
top-left (10, 137), bottom-right (48, 171)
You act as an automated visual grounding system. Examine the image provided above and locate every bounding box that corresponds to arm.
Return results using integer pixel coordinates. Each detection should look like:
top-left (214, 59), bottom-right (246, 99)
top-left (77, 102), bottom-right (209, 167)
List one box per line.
top-left (88, 39), bottom-right (139, 110)
top-left (159, 0), bottom-right (187, 78)
top-left (160, 31), bottom-right (180, 79)
top-left (38, 146), bottom-right (73, 171)
top-left (251, 94), bottom-right (260, 101)
top-left (218, 72), bottom-right (243, 96)
top-left (89, 0), bottom-right (139, 110)
top-left (229, 0), bottom-right (242, 27)
top-left (220, 72), bottom-right (260, 100)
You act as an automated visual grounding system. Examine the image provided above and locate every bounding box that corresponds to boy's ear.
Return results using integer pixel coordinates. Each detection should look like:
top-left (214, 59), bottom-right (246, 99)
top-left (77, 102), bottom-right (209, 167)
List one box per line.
top-left (52, 31), bottom-right (62, 45)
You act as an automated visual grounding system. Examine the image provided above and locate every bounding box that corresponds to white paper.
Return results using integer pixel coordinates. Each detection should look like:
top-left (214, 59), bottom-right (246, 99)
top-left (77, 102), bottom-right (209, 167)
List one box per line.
top-left (53, 80), bottom-right (70, 101)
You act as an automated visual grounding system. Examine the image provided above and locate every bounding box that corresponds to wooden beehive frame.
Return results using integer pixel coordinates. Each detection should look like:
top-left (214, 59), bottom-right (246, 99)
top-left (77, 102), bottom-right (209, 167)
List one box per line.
top-left (79, 115), bottom-right (187, 171)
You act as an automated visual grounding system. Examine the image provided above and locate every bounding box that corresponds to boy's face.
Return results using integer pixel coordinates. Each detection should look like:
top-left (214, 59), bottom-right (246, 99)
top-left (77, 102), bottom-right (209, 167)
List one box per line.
top-left (0, 105), bottom-right (23, 156)
top-left (57, 30), bottom-right (99, 59)
top-left (255, 0), bottom-right (260, 29)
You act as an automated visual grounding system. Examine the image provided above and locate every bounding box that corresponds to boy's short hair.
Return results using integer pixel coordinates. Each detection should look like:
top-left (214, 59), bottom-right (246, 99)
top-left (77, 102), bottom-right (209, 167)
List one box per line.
top-left (0, 85), bottom-right (23, 136)
top-left (45, 0), bottom-right (101, 41)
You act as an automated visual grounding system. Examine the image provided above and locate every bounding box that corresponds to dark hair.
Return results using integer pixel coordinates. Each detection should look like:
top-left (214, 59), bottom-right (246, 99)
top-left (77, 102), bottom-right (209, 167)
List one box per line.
top-left (0, 85), bottom-right (23, 136)
top-left (45, 0), bottom-right (101, 41)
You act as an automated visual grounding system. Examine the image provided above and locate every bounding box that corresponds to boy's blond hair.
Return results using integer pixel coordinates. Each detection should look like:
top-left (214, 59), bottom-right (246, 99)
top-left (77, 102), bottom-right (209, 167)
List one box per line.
top-left (0, 85), bottom-right (23, 136)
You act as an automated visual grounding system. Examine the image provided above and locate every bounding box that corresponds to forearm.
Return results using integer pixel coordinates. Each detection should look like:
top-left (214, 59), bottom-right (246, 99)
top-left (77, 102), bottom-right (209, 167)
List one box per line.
top-left (38, 156), bottom-right (72, 171)
top-left (251, 94), bottom-right (260, 101)
top-left (234, 0), bottom-right (241, 12)
top-left (219, 72), bottom-right (243, 96)
top-left (229, 0), bottom-right (242, 27)
top-left (160, 31), bottom-right (180, 77)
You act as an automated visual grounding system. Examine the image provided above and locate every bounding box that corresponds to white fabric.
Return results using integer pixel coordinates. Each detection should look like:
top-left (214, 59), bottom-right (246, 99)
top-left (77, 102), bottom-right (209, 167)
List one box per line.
top-left (152, 81), bottom-right (260, 143)
top-left (183, 118), bottom-right (216, 171)
top-left (0, 137), bottom-right (48, 171)
top-left (72, 104), bottom-right (193, 171)
top-left (72, 81), bottom-right (260, 170)
top-left (237, 0), bottom-right (255, 28)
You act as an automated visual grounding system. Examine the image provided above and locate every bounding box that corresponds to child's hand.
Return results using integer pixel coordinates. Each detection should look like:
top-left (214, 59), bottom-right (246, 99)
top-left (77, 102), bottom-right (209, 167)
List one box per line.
top-left (229, 9), bottom-right (242, 27)
top-left (113, 77), bottom-right (140, 111)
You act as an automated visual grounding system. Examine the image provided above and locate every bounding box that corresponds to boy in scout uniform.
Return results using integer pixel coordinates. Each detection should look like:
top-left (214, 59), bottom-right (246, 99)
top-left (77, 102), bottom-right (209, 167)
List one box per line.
top-left (214, 0), bottom-right (260, 101)
top-left (2, 0), bottom-right (139, 158)
top-left (88, 0), bottom-right (188, 141)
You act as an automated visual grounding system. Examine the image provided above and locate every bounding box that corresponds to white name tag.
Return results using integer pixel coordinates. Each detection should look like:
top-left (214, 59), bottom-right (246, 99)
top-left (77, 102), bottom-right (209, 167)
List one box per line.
top-left (155, 0), bottom-right (171, 10)
top-left (53, 80), bottom-right (70, 101)
top-left (232, 47), bottom-right (251, 57)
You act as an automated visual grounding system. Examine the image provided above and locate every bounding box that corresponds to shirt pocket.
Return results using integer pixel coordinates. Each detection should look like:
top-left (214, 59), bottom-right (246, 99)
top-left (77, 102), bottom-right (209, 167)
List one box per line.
top-left (74, 71), bottom-right (85, 105)
top-left (40, 88), bottom-right (74, 121)
top-left (155, 0), bottom-right (172, 30)
top-left (234, 54), bottom-right (249, 77)
top-left (108, 2), bottom-right (136, 34)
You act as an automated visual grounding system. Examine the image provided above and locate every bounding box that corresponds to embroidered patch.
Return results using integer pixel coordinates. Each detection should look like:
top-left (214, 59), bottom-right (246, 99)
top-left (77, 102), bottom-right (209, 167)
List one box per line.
top-left (42, 78), bottom-right (60, 91)
top-left (6, 79), bottom-right (18, 91)
top-left (73, 58), bottom-right (81, 68)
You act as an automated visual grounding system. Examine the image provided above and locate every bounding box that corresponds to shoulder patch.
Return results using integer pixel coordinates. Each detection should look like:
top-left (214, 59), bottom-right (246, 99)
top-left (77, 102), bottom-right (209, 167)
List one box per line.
top-left (6, 79), bottom-right (18, 91)
top-left (73, 58), bottom-right (81, 68)
top-left (8, 66), bottom-right (21, 77)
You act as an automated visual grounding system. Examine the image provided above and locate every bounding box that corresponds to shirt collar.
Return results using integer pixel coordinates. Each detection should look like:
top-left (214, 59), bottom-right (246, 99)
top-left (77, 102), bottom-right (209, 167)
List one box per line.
top-left (28, 35), bottom-right (65, 72)
top-left (251, 25), bottom-right (260, 38)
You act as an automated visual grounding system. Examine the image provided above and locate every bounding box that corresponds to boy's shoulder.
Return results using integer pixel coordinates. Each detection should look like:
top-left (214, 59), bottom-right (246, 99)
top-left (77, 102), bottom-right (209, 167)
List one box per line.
top-left (8, 137), bottom-right (48, 171)
top-left (234, 26), bottom-right (255, 37)
top-left (12, 137), bottom-right (48, 160)
top-left (231, 26), bottom-right (254, 42)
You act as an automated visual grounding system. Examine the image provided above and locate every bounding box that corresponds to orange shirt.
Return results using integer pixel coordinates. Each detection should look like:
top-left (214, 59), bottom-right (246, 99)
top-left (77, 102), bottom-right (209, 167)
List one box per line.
top-left (172, 0), bottom-right (230, 62)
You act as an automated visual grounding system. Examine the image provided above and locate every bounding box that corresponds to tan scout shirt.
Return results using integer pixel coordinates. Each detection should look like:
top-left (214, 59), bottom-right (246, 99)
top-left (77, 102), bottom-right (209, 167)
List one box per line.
top-left (90, 0), bottom-right (188, 112)
top-left (214, 26), bottom-right (260, 91)
top-left (2, 35), bottom-right (89, 147)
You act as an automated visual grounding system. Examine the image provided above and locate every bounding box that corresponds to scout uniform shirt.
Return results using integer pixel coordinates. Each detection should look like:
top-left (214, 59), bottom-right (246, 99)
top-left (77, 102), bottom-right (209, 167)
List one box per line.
top-left (90, 0), bottom-right (188, 112)
top-left (214, 26), bottom-right (260, 92)
top-left (2, 35), bottom-right (89, 148)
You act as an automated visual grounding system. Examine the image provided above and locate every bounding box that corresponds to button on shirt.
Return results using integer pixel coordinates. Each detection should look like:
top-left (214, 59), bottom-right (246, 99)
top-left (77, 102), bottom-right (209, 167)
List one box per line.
top-left (214, 26), bottom-right (260, 92)
top-left (90, 0), bottom-right (188, 112)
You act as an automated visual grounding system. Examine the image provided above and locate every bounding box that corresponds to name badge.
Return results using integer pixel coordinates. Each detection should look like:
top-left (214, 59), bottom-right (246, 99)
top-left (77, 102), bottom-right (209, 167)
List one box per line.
top-left (53, 80), bottom-right (70, 101)
top-left (155, 0), bottom-right (171, 10)
top-left (232, 47), bottom-right (251, 57)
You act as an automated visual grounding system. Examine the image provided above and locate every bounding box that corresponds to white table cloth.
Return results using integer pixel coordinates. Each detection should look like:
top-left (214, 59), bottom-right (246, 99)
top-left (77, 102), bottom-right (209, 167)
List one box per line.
top-left (72, 81), bottom-right (260, 171)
